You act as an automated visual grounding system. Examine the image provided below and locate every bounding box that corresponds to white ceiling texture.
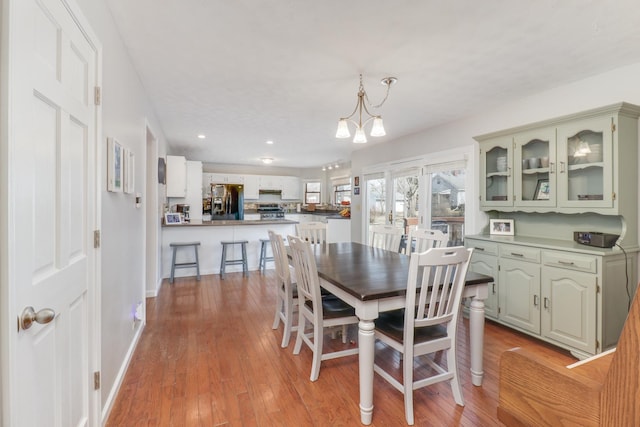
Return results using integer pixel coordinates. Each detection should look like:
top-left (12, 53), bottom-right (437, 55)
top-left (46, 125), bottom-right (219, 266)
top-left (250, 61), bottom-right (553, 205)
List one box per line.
top-left (105, 0), bottom-right (640, 168)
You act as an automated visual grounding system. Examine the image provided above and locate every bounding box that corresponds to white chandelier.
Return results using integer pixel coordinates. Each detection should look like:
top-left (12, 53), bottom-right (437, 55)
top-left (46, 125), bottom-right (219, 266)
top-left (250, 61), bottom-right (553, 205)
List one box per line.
top-left (336, 74), bottom-right (397, 143)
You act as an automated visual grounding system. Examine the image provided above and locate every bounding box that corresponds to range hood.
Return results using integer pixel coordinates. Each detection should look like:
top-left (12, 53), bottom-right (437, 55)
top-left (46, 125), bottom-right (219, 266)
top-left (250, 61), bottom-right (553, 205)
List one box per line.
top-left (258, 189), bottom-right (282, 202)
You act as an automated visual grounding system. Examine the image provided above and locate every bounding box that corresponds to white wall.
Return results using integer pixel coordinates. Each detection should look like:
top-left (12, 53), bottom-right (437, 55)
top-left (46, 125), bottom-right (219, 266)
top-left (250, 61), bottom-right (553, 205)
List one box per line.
top-left (350, 62), bottom-right (640, 245)
top-left (74, 0), bottom-right (168, 420)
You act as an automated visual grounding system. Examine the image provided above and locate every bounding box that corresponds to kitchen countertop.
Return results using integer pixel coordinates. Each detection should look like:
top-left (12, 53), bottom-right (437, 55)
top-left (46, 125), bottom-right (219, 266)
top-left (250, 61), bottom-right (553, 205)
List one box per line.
top-left (163, 219), bottom-right (299, 227)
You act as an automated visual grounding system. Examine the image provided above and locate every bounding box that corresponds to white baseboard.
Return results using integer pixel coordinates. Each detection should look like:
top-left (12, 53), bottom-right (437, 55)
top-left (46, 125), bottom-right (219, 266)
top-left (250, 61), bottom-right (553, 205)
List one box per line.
top-left (100, 322), bottom-right (145, 425)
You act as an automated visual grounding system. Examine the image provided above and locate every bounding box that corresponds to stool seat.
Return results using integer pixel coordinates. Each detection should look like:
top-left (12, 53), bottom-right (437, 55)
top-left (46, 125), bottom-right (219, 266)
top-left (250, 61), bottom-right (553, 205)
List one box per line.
top-left (259, 238), bottom-right (275, 274)
top-left (169, 242), bottom-right (201, 283)
top-left (220, 240), bottom-right (249, 278)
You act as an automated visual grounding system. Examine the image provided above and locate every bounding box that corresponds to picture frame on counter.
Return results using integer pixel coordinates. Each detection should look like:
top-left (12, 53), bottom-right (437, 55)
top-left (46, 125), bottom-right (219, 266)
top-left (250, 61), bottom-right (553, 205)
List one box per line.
top-left (490, 219), bottom-right (514, 236)
top-left (164, 212), bottom-right (182, 225)
top-left (107, 137), bottom-right (123, 192)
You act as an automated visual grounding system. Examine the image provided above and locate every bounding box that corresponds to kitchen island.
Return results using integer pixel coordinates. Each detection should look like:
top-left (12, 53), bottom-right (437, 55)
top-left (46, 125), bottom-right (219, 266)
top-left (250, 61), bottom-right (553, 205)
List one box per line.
top-left (162, 219), bottom-right (298, 279)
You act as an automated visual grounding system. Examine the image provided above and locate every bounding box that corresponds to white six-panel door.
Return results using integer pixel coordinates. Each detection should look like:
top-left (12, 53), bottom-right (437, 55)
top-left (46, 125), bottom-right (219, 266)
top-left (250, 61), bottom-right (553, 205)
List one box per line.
top-left (7, 0), bottom-right (99, 425)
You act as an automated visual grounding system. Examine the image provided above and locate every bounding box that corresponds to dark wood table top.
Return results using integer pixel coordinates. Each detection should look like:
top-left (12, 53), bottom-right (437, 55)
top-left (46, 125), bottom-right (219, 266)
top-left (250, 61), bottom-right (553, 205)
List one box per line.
top-left (292, 242), bottom-right (493, 302)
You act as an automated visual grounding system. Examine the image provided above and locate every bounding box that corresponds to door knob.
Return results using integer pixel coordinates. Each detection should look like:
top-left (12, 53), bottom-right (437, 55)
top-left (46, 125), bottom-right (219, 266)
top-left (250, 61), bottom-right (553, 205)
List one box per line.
top-left (19, 306), bottom-right (55, 331)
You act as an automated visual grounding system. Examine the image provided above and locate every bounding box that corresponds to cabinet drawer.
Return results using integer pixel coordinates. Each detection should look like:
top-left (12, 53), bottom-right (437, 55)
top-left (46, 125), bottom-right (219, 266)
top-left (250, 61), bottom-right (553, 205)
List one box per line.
top-left (466, 240), bottom-right (498, 256)
top-left (542, 251), bottom-right (597, 274)
top-left (499, 244), bottom-right (540, 263)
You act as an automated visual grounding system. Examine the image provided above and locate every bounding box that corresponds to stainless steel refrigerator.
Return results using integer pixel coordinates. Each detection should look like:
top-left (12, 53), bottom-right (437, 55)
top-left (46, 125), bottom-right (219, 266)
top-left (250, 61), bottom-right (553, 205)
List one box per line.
top-left (210, 184), bottom-right (244, 220)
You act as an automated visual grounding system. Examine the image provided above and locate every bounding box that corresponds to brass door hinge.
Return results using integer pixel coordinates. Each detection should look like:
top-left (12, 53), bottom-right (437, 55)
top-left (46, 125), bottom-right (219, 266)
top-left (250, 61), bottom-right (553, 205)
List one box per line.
top-left (611, 122), bottom-right (616, 132)
top-left (596, 340), bottom-right (600, 351)
top-left (612, 192), bottom-right (616, 201)
top-left (94, 371), bottom-right (101, 390)
top-left (94, 86), bottom-right (101, 106)
top-left (94, 230), bottom-right (101, 248)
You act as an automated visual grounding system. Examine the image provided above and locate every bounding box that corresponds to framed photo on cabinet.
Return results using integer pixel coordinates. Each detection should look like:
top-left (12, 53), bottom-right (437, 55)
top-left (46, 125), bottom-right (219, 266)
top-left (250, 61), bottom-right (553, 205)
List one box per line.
top-left (490, 219), bottom-right (514, 236)
top-left (124, 148), bottom-right (135, 194)
top-left (107, 137), bottom-right (123, 192)
top-left (534, 179), bottom-right (550, 200)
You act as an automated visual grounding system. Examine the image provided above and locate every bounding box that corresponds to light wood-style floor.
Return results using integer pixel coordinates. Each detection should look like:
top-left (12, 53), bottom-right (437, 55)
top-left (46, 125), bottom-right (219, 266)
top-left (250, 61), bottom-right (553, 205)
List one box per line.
top-left (106, 271), bottom-right (575, 426)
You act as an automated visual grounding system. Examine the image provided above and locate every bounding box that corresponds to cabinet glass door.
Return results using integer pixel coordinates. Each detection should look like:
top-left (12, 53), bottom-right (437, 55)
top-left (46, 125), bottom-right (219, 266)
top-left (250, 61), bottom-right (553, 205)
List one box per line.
top-left (514, 128), bottom-right (555, 207)
top-left (557, 116), bottom-right (613, 208)
top-left (481, 136), bottom-right (512, 208)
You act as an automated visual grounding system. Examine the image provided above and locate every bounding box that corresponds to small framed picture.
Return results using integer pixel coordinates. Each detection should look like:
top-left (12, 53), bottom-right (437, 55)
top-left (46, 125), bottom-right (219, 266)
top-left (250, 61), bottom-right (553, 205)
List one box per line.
top-left (534, 179), bottom-right (550, 200)
top-left (354, 176), bottom-right (360, 186)
top-left (107, 137), bottom-right (123, 192)
top-left (490, 219), bottom-right (514, 236)
top-left (354, 187), bottom-right (360, 195)
top-left (164, 212), bottom-right (182, 225)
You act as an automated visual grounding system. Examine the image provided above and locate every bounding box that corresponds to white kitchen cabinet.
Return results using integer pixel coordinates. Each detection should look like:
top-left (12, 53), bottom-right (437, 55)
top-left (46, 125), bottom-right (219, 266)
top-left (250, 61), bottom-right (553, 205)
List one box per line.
top-left (465, 235), bottom-right (636, 358)
top-left (166, 155), bottom-right (187, 197)
top-left (281, 176), bottom-right (301, 200)
top-left (244, 175), bottom-right (259, 199)
top-left (183, 161), bottom-right (203, 219)
top-left (259, 175), bottom-right (283, 190)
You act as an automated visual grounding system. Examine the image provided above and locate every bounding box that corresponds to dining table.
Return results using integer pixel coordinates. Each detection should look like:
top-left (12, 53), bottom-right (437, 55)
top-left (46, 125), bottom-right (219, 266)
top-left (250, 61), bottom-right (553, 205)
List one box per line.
top-left (293, 241), bottom-right (493, 425)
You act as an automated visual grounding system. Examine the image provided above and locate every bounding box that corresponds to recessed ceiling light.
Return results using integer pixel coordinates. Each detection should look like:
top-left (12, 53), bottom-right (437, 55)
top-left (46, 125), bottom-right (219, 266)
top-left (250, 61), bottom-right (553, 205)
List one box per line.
top-left (266, 140), bottom-right (274, 144)
top-left (261, 157), bottom-right (273, 164)
top-left (197, 134), bottom-right (206, 139)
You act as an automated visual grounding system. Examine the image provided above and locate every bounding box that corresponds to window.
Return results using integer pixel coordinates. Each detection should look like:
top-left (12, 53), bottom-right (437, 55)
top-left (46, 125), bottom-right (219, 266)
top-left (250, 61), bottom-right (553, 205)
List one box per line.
top-left (334, 183), bottom-right (351, 205)
top-left (305, 181), bottom-right (321, 204)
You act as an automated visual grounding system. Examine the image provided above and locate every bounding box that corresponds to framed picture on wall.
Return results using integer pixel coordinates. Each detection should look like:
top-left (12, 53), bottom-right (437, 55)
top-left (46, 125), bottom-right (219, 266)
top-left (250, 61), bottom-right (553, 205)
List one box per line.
top-left (107, 137), bottom-right (123, 192)
top-left (354, 176), bottom-right (360, 187)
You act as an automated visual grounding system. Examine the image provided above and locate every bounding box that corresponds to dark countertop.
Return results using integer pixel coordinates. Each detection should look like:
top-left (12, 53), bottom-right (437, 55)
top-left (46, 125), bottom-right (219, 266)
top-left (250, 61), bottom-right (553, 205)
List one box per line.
top-left (163, 219), bottom-right (298, 227)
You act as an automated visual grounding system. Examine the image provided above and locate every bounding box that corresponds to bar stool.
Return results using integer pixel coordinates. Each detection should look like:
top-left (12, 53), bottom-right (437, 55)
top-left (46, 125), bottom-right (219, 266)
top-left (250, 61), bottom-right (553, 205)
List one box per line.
top-left (169, 242), bottom-right (201, 284)
top-left (258, 238), bottom-right (274, 274)
top-left (220, 240), bottom-right (248, 279)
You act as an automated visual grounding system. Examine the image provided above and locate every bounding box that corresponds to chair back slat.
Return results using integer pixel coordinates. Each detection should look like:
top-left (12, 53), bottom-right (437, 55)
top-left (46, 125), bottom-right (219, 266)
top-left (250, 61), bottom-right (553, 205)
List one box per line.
top-left (268, 230), bottom-right (290, 286)
top-left (407, 247), bottom-right (473, 333)
top-left (288, 235), bottom-right (322, 311)
top-left (407, 228), bottom-right (449, 254)
top-left (296, 222), bottom-right (327, 245)
top-left (370, 225), bottom-right (404, 252)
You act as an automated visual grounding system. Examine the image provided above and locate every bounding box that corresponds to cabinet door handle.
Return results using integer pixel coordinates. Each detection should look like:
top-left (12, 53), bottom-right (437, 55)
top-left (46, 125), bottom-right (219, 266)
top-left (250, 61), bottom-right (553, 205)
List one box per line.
top-left (492, 283), bottom-right (496, 294)
top-left (475, 247), bottom-right (485, 251)
top-left (507, 166), bottom-right (511, 177)
top-left (543, 297), bottom-right (550, 309)
top-left (550, 162), bottom-right (555, 173)
top-left (533, 295), bottom-right (539, 306)
top-left (558, 260), bottom-right (575, 266)
top-left (560, 161), bottom-right (566, 173)
top-left (510, 252), bottom-right (524, 257)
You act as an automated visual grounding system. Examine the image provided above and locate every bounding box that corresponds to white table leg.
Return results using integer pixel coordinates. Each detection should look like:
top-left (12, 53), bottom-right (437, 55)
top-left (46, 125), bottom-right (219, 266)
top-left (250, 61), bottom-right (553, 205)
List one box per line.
top-left (469, 296), bottom-right (485, 386)
top-left (358, 318), bottom-right (375, 425)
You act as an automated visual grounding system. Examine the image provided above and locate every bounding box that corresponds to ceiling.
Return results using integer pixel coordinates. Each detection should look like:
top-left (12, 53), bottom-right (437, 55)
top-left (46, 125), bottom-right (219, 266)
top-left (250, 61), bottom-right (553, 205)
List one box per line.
top-left (105, 0), bottom-right (640, 169)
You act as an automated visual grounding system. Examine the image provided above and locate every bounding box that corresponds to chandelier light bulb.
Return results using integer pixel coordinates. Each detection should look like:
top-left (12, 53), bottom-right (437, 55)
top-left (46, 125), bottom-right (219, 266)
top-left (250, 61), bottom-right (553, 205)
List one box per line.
top-left (353, 127), bottom-right (367, 144)
top-left (336, 119), bottom-right (350, 138)
top-left (370, 117), bottom-right (386, 137)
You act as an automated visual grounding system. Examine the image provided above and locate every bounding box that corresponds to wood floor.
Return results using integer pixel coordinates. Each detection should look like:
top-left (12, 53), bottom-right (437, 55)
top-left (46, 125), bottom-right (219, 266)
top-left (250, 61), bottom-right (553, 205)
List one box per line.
top-left (106, 271), bottom-right (575, 426)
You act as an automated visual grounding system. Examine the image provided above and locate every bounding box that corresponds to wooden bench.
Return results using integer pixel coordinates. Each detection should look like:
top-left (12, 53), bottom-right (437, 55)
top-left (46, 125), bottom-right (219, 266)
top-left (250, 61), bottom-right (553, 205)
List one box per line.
top-left (498, 284), bottom-right (640, 426)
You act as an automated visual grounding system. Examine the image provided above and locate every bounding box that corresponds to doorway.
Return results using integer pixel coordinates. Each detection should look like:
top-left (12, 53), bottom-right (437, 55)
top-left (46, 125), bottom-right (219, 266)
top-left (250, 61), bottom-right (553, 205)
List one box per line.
top-left (145, 125), bottom-right (160, 296)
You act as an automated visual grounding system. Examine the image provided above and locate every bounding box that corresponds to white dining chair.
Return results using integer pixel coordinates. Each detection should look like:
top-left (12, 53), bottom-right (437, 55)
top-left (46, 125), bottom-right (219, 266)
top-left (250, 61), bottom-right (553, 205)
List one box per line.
top-left (288, 235), bottom-right (359, 381)
top-left (370, 224), bottom-right (404, 252)
top-left (406, 228), bottom-right (449, 255)
top-left (296, 221), bottom-right (327, 245)
top-left (268, 230), bottom-right (298, 348)
top-left (373, 246), bottom-right (473, 425)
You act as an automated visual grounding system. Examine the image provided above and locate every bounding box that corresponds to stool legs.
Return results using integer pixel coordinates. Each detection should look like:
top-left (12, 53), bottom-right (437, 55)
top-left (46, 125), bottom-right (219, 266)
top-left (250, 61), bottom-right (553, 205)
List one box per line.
top-left (169, 242), bottom-right (200, 283)
top-left (220, 241), bottom-right (248, 279)
top-left (170, 246), bottom-right (178, 284)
